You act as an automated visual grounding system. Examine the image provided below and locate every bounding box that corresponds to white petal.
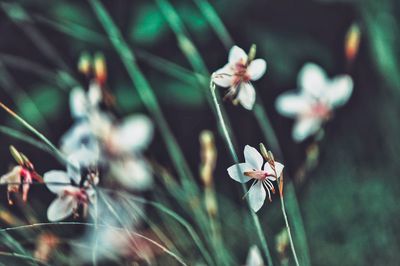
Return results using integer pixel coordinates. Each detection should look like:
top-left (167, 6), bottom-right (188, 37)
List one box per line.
top-left (227, 163), bottom-right (253, 183)
top-left (70, 87), bottom-right (87, 119)
top-left (244, 145), bottom-right (263, 170)
top-left (275, 92), bottom-right (311, 118)
top-left (88, 111), bottom-right (114, 139)
top-left (326, 75), bottom-right (353, 107)
top-left (274, 162), bottom-right (284, 177)
top-left (47, 195), bottom-right (77, 221)
top-left (248, 181), bottom-right (266, 212)
top-left (264, 162), bottom-right (284, 178)
top-left (213, 64), bottom-right (234, 87)
top-left (237, 83), bottom-right (256, 110)
top-left (247, 59), bottom-right (267, 81)
top-left (60, 122), bottom-right (98, 156)
top-left (229, 45), bottom-right (248, 64)
top-left (298, 63), bottom-right (327, 97)
top-left (111, 159), bottom-right (153, 190)
top-left (292, 118), bottom-right (321, 142)
top-left (44, 171), bottom-right (71, 195)
top-left (113, 115), bottom-right (153, 153)
top-left (246, 245), bottom-right (264, 266)
top-left (88, 82), bottom-right (102, 107)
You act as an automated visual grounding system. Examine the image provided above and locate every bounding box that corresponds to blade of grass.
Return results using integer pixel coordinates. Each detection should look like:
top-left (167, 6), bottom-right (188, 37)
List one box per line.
top-left (88, 0), bottom-right (195, 191)
top-left (0, 102), bottom-right (68, 166)
top-left (0, 53), bottom-right (78, 91)
top-left (1, 3), bottom-right (71, 73)
top-left (192, 0), bottom-right (234, 49)
top-left (1, 221), bottom-right (187, 266)
top-left (253, 100), bottom-right (311, 266)
top-left (209, 81), bottom-right (274, 265)
top-left (0, 63), bottom-right (50, 130)
top-left (157, 0), bottom-right (274, 263)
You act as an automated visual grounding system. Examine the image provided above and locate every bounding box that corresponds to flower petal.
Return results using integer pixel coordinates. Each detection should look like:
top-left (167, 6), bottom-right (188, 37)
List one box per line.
top-left (246, 245), bottom-right (264, 266)
top-left (247, 59), bottom-right (267, 81)
top-left (326, 75), bottom-right (353, 107)
top-left (292, 118), bottom-right (321, 142)
top-left (60, 122), bottom-right (99, 156)
top-left (229, 45), bottom-right (248, 64)
top-left (44, 171), bottom-right (71, 195)
top-left (263, 163), bottom-right (276, 180)
top-left (248, 181), bottom-right (266, 212)
top-left (88, 82), bottom-right (102, 107)
top-left (275, 92), bottom-right (311, 118)
top-left (237, 83), bottom-right (256, 110)
top-left (47, 195), bottom-right (77, 221)
top-left (298, 63), bottom-right (327, 97)
top-left (111, 159), bottom-right (153, 190)
top-left (244, 145), bottom-right (263, 170)
top-left (69, 87), bottom-right (88, 119)
top-left (274, 162), bottom-right (284, 177)
top-left (108, 115), bottom-right (153, 156)
top-left (227, 163), bottom-right (253, 183)
top-left (213, 64), bottom-right (234, 87)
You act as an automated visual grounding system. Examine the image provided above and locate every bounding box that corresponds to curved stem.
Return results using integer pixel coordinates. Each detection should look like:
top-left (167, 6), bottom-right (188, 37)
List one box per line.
top-left (210, 80), bottom-right (274, 266)
top-left (253, 100), bottom-right (311, 266)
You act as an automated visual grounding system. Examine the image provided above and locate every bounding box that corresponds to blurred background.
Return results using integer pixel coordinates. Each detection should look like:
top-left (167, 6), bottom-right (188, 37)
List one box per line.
top-left (0, 0), bottom-right (400, 265)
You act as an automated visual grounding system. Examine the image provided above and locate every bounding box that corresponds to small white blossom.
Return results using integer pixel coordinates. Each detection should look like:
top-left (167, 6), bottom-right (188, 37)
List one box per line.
top-left (70, 82), bottom-right (102, 119)
top-left (275, 63), bottom-right (353, 142)
top-left (44, 150), bottom-right (98, 221)
top-left (227, 145), bottom-right (283, 212)
top-left (212, 45), bottom-right (267, 110)
top-left (246, 245), bottom-right (264, 266)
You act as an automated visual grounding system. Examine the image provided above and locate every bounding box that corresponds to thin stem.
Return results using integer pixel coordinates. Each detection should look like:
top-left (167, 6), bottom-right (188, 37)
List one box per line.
top-left (192, 0), bottom-right (234, 49)
top-left (210, 80), bottom-right (274, 266)
top-left (279, 177), bottom-right (300, 266)
top-left (253, 100), bottom-right (311, 266)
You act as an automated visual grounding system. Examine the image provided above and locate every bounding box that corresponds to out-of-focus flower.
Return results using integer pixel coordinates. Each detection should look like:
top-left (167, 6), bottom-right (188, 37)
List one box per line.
top-left (62, 79), bottom-right (154, 191)
top-left (43, 150), bottom-right (98, 221)
top-left (34, 233), bottom-right (59, 262)
top-left (70, 83), bottom-right (102, 120)
top-left (246, 245), bottom-right (264, 266)
top-left (227, 145), bottom-right (283, 212)
top-left (212, 45), bottom-right (267, 110)
top-left (0, 146), bottom-right (43, 204)
top-left (275, 63), bottom-right (353, 142)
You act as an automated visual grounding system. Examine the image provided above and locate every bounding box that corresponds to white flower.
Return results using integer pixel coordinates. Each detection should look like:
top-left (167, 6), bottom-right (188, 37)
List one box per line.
top-left (227, 145), bottom-right (284, 212)
top-left (212, 45), bottom-right (267, 110)
top-left (44, 151), bottom-right (98, 222)
top-left (275, 63), bottom-right (353, 142)
top-left (246, 245), bottom-right (264, 266)
top-left (70, 82), bottom-right (102, 119)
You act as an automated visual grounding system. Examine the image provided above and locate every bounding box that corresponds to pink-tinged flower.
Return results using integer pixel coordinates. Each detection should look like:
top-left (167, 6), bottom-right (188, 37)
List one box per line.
top-left (0, 148), bottom-right (43, 204)
top-left (227, 145), bottom-right (284, 212)
top-left (44, 151), bottom-right (98, 222)
top-left (212, 45), bottom-right (267, 110)
top-left (275, 63), bottom-right (353, 142)
top-left (246, 245), bottom-right (264, 266)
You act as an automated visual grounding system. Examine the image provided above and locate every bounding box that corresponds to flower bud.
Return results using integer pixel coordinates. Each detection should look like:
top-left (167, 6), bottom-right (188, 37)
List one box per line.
top-left (78, 51), bottom-right (91, 76)
top-left (94, 52), bottom-right (107, 86)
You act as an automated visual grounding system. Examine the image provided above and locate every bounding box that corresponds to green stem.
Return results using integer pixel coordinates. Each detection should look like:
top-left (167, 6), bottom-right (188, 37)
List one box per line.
top-left (0, 102), bottom-right (68, 166)
top-left (279, 186), bottom-right (300, 266)
top-left (210, 81), bottom-right (274, 266)
top-left (253, 100), bottom-right (311, 266)
top-left (192, 0), bottom-right (234, 49)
